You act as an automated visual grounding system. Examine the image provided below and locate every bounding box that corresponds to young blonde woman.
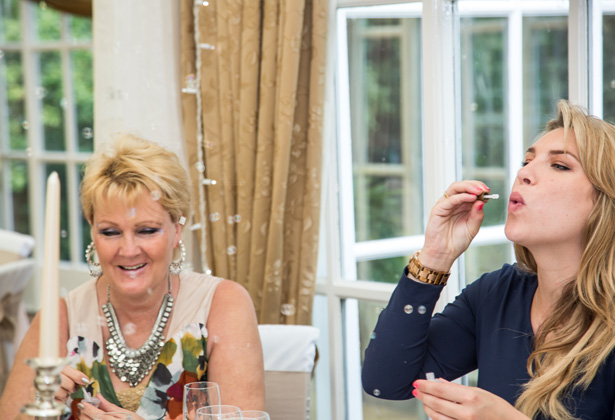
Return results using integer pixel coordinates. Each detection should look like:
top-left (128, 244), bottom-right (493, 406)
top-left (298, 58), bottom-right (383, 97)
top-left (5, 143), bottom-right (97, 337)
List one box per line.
top-left (0, 134), bottom-right (265, 419)
top-left (362, 100), bottom-right (615, 420)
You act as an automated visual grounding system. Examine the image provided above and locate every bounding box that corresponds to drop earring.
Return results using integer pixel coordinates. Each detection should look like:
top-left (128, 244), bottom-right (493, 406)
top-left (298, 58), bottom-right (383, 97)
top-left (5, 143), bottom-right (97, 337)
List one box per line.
top-left (85, 242), bottom-right (103, 278)
top-left (170, 240), bottom-right (186, 275)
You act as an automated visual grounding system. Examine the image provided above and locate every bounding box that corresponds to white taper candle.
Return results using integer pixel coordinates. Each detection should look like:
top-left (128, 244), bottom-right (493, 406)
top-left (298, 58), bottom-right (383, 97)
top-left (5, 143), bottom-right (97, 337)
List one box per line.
top-left (40, 172), bottom-right (60, 362)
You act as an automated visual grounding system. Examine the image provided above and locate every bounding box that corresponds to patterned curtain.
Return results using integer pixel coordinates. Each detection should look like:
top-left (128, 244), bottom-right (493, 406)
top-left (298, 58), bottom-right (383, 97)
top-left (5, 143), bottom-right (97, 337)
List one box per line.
top-left (179, 0), bottom-right (328, 325)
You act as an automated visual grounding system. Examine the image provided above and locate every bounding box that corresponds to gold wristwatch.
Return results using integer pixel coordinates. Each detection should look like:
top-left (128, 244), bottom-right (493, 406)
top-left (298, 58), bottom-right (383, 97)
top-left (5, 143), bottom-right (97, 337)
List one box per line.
top-left (407, 250), bottom-right (450, 286)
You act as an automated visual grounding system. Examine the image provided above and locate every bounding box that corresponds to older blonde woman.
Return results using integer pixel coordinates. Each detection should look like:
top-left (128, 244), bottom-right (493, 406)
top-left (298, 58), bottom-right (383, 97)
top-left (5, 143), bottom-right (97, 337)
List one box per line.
top-left (363, 100), bottom-right (615, 420)
top-left (0, 134), bottom-right (265, 419)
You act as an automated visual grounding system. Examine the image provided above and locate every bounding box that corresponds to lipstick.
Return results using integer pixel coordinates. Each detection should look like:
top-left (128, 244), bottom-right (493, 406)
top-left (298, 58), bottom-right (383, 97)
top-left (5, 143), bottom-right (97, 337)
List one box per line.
top-left (477, 192), bottom-right (499, 202)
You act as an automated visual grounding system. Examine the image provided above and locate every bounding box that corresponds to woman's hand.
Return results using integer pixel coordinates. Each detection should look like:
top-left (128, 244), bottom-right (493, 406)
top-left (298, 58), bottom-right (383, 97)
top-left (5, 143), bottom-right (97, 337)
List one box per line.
top-left (420, 181), bottom-right (489, 272)
top-left (413, 378), bottom-right (530, 420)
top-left (55, 365), bottom-right (90, 404)
top-left (76, 394), bottom-right (144, 420)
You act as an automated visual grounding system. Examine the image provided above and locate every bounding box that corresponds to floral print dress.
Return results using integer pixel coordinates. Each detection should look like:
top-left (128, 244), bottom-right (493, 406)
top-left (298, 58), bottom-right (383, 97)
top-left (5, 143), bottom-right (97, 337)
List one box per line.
top-left (62, 271), bottom-right (222, 420)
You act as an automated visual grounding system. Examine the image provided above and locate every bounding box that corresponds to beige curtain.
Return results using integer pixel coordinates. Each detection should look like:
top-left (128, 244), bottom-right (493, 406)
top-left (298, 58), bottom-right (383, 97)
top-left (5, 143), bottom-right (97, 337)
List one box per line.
top-left (180, 0), bottom-right (328, 325)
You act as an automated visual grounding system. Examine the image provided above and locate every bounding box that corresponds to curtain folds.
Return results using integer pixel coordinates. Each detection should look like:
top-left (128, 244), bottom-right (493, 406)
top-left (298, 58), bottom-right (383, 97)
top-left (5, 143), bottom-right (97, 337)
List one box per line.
top-left (180, 0), bottom-right (328, 325)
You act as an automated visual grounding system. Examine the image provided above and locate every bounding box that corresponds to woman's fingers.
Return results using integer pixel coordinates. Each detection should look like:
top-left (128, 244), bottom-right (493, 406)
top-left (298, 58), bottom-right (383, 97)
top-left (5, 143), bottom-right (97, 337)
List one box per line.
top-left (55, 366), bottom-right (90, 401)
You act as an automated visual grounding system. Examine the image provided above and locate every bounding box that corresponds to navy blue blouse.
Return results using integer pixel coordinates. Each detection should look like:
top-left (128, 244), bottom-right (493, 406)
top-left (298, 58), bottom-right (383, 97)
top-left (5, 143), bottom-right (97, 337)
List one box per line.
top-left (361, 264), bottom-right (615, 419)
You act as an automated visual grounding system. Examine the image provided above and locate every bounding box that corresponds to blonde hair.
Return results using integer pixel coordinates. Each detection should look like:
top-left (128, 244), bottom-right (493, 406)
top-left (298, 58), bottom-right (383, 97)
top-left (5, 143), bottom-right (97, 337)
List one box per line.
top-left (80, 133), bottom-right (191, 226)
top-left (514, 100), bottom-right (615, 419)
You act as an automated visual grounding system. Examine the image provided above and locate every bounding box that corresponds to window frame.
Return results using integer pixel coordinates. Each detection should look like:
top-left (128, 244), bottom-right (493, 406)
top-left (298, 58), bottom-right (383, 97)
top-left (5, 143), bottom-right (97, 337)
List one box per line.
top-left (0, 1), bottom-right (93, 311)
top-left (314, 1), bottom-right (602, 419)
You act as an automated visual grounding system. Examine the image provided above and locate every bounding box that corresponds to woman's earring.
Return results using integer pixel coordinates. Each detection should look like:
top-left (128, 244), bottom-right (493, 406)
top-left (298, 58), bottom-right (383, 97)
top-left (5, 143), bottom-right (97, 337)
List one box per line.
top-left (170, 240), bottom-right (186, 275)
top-left (85, 242), bottom-right (102, 278)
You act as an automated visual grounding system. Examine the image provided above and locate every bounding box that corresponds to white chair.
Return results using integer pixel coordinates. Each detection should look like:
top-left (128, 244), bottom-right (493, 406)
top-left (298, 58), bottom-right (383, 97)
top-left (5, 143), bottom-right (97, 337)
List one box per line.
top-left (258, 324), bottom-right (319, 420)
top-left (0, 258), bottom-right (35, 393)
top-left (0, 229), bottom-right (35, 264)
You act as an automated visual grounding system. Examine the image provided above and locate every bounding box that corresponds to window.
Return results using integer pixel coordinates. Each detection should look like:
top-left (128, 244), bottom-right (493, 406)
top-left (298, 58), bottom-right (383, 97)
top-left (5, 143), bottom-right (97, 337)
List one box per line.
top-left (0, 0), bottom-right (93, 309)
top-left (314, 1), bottom-right (612, 419)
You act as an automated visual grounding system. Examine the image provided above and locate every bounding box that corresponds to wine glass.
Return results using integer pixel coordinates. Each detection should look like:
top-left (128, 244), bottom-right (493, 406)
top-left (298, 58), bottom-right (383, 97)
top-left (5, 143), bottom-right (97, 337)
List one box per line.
top-left (239, 410), bottom-right (270, 420)
top-left (93, 413), bottom-right (133, 420)
top-left (195, 405), bottom-right (242, 420)
top-left (183, 381), bottom-right (221, 420)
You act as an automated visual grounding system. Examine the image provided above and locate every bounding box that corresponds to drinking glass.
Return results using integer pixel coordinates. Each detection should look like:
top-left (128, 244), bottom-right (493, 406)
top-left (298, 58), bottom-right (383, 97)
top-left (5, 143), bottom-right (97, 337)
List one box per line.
top-left (183, 381), bottom-right (221, 420)
top-left (195, 405), bottom-right (242, 420)
top-left (240, 410), bottom-right (270, 420)
top-left (93, 413), bottom-right (133, 420)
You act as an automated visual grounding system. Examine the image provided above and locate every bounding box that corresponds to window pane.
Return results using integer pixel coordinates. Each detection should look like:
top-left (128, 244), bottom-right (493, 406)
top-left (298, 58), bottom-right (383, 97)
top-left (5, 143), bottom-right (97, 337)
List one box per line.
top-left (522, 16), bottom-right (568, 147)
top-left (69, 15), bottom-right (91, 42)
top-left (358, 299), bottom-right (427, 419)
top-left (357, 256), bottom-right (406, 284)
top-left (38, 51), bottom-right (66, 151)
top-left (35, 2), bottom-right (62, 42)
top-left (347, 17), bottom-right (423, 242)
top-left (0, 51), bottom-right (27, 150)
top-left (460, 17), bottom-right (508, 227)
top-left (464, 243), bottom-right (512, 286)
top-left (0, 0), bottom-right (21, 42)
top-left (72, 50), bottom-right (94, 152)
top-left (4, 160), bottom-right (30, 233)
top-left (45, 163), bottom-right (70, 261)
top-left (603, 14), bottom-right (615, 123)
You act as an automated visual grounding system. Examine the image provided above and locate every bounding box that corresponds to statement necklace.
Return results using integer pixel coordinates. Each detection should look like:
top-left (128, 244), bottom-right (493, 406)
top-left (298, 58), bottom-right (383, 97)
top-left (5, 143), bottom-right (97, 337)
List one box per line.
top-left (102, 276), bottom-right (174, 387)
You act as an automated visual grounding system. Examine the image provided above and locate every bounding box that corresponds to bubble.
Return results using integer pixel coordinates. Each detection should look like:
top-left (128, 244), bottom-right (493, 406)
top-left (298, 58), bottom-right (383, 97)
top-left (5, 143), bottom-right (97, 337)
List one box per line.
top-left (234, 214), bottom-right (242, 223)
top-left (227, 216), bottom-right (234, 224)
top-left (227, 245), bottom-right (237, 255)
top-left (280, 304), bottom-right (296, 316)
top-left (418, 305), bottom-right (427, 314)
top-left (123, 322), bottom-right (137, 336)
top-left (128, 271), bottom-right (137, 278)
top-left (611, 80), bottom-right (615, 89)
top-left (22, 121), bottom-right (29, 130)
top-left (150, 190), bottom-right (162, 201)
top-left (195, 161), bottom-right (205, 172)
top-left (97, 316), bottom-right (107, 327)
top-left (127, 208), bottom-right (137, 219)
top-left (404, 304), bottom-right (413, 314)
top-left (147, 288), bottom-right (153, 295)
top-left (0, 51), bottom-right (4, 60)
top-left (209, 212), bottom-right (221, 222)
top-left (60, 230), bottom-right (68, 238)
top-left (470, 102), bottom-right (478, 112)
top-left (205, 268), bottom-right (213, 275)
top-left (60, 97), bottom-right (68, 108)
top-left (40, 1), bottom-right (47, 10)
top-left (26, 147), bottom-right (32, 157)
top-left (59, 287), bottom-right (68, 297)
top-left (76, 322), bottom-right (88, 334)
top-left (373, 389), bottom-right (381, 396)
top-left (35, 86), bottom-right (47, 99)
top-left (205, 141), bottom-right (214, 149)
top-left (370, 331), bottom-right (376, 340)
top-left (212, 335), bottom-right (220, 343)
top-left (82, 127), bottom-right (93, 139)
top-left (185, 74), bottom-right (196, 90)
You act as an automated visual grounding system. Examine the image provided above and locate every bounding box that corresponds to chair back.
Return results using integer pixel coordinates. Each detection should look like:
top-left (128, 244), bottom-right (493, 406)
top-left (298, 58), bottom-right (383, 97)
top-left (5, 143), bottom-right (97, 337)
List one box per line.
top-left (0, 229), bottom-right (35, 264)
top-left (258, 324), bottom-right (319, 420)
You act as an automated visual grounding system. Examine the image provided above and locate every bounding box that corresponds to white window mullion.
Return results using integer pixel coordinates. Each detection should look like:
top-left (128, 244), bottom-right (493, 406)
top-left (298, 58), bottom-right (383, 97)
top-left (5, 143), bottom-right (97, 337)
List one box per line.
top-left (569, 0), bottom-right (590, 108)
top-left (422, 0), bottom-right (461, 307)
top-left (589, 0), bottom-right (603, 117)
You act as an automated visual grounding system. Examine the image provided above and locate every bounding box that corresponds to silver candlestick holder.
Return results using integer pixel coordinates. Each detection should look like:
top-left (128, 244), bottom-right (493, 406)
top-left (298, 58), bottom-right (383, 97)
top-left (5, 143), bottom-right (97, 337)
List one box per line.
top-left (22, 357), bottom-right (67, 419)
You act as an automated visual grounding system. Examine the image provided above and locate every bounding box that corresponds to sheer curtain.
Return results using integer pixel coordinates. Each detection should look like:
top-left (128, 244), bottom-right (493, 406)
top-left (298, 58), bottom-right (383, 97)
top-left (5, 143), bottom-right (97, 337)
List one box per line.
top-left (180, 0), bottom-right (328, 325)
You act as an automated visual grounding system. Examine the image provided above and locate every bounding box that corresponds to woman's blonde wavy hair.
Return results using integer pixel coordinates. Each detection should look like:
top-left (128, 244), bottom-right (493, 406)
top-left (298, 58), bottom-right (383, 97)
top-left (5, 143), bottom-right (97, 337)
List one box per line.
top-left (514, 100), bottom-right (615, 419)
top-left (80, 133), bottom-right (192, 226)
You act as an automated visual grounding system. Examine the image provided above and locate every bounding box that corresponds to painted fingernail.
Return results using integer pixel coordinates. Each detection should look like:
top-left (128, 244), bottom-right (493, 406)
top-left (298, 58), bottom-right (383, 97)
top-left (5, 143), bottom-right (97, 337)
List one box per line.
top-left (412, 389), bottom-right (418, 397)
top-left (412, 380), bottom-right (419, 389)
top-left (478, 202), bottom-right (484, 211)
top-left (81, 377), bottom-right (90, 384)
top-left (77, 403), bottom-right (85, 410)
